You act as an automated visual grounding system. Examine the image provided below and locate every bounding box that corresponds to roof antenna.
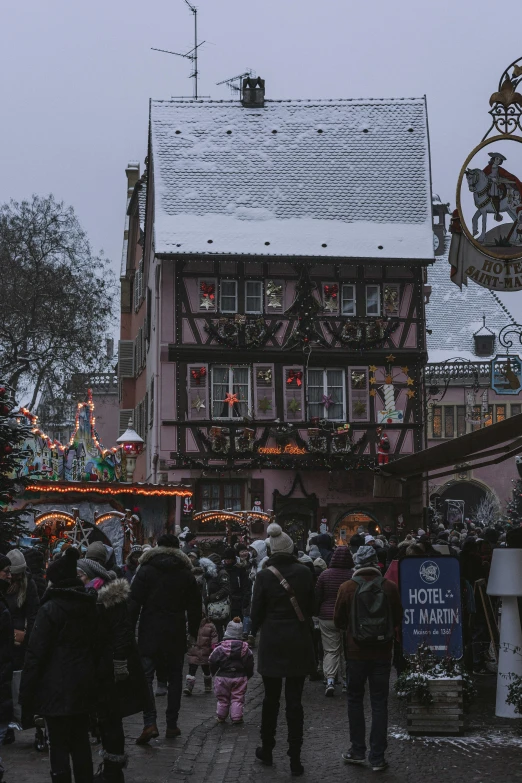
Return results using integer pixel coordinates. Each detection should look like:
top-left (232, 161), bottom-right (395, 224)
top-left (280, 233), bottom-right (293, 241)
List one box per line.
top-left (152, 0), bottom-right (204, 99)
top-left (216, 70), bottom-right (255, 100)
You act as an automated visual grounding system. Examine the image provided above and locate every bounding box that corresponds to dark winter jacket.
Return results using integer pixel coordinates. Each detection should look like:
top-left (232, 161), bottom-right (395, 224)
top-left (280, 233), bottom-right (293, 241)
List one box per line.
top-left (223, 563), bottom-right (250, 616)
top-left (250, 553), bottom-right (315, 678)
top-left (314, 546), bottom-right (353, 620)
top-left (94, 578), bottom-right (150, 720)
top-left (208, 639), bottom-right (254, 679)
top-left (129, 546), bottom-right (201, 659)
top-left (314, 534), bottom-right (334, 565)
top-left (5, 573), bottom-right (40, 670)
top-left (187, 617), bottom-right (218, 666)
top-left (122, 562), bottom-right (139, 585)
top-left (20, 584), bottom-right (98, 716)
top-left (0, 580), bottom-right (14, 724)
top-left (206, 567), bottom-right (231, 605)
top-left (23, 550), bottom-right (47, 599)
top-left (333, 566), bottom-right (403, 661)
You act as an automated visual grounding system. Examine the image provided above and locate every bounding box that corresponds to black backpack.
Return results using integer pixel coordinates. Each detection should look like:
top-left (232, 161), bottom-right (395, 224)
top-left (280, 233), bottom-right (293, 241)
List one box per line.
top-left (350, 575), bottom-right (394, 646)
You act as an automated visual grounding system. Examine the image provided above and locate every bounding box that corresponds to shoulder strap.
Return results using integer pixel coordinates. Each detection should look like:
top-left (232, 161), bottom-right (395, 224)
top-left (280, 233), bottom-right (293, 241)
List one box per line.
top-left (267, 566), bottom-right (305, 622)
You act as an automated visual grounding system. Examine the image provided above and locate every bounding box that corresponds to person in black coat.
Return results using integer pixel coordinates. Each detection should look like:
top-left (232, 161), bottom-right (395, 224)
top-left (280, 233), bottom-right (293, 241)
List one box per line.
top-left (23, 547), bottom-right (47, 600)
top-left (0, 555), bottom-right (14, 782)
top-left (222, 547), bottom-right (250, 620)
top-left (128, 535), bottom-right (201, 745)
top-left (250, 523), bottom-right (315, 778)
top-left (20, 547), bottom-right (98, 783)
top-left (5, 549), bottom-right (40, 671)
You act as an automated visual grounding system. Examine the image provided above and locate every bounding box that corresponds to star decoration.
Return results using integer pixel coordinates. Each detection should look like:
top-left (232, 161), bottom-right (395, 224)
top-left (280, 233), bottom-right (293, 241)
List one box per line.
top-left (370, 377), bottom-right (376, 385)
top-left (386, 354), bottom-right (396, 363)
top-left (369, 365), bottom-right (377, 373)
top-left (64, 519), bottom-right (92, 549)
top-left (287, 398), bottom-right (301, 414)
top-left (369, 389), bottom-right (377, 397)
top-left (324, 299), bottom-right (337, 312)
top-left (258, 396), bottom-right (272, 413)
top-left (401, 366), bottom-right (409, 374)
top-left (225, 392), bottom-right (239, 407)
top-left (200, 298), bottom-right (214, 310)
top-left (191, 394), bottom-right (206, 412)
top-left (407, 390), bottom-right (416, 398)
top-left (406, 377), bottom-right (414, 386)
top-left (322, 394), bottom-right (334, 409)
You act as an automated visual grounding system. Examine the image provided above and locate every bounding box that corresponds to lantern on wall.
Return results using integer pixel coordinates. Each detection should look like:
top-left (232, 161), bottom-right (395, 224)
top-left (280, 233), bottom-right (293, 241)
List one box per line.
top-left (116, 419), bottom-right (144, 483)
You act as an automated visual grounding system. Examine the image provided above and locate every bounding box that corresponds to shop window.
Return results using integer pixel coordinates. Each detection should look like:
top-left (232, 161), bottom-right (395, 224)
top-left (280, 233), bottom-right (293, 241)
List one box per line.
top-left (512, 404), bottom-right (521, 417)
top-left (432, 405), bottom-right (442, 438)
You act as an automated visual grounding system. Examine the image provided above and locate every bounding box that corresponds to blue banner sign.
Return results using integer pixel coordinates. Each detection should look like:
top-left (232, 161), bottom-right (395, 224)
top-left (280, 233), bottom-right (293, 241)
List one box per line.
top-left (399, 557), bottom-right (463, 658)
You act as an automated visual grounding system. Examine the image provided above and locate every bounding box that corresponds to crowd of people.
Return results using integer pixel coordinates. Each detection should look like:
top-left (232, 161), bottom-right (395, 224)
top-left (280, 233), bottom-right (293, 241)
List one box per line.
top-left (0, 513), bottom-right (511, 781)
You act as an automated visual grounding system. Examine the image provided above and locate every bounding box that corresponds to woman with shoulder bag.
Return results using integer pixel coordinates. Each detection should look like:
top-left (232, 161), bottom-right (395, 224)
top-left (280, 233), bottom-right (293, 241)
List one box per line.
top-left (250, 524), bottom-right (315, 777)
top-left (205, 556), bottom-right (231, 641)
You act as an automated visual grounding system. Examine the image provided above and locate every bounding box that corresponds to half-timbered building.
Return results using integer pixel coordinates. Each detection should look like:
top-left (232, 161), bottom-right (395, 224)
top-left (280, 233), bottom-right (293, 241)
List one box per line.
top-left (119, 80), bottom-right (435, 540)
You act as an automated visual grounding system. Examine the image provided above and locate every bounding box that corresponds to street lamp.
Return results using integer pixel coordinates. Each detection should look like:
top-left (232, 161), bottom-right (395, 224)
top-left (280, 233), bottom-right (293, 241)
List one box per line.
top-left (116, 419), bottom-right (144, 484)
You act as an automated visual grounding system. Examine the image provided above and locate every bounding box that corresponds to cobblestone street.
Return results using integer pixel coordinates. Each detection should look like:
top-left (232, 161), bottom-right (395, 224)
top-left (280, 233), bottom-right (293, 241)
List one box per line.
top-left (5, 667), bottom-right (522, 783)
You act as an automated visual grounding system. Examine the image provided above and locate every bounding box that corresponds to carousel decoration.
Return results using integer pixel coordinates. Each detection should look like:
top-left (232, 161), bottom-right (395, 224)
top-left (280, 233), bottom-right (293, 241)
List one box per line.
top-left (451, 56), bottom-right (522, 292)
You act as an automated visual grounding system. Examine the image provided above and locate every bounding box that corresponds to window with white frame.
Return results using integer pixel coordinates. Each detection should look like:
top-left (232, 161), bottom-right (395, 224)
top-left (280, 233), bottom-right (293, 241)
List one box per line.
top-left (220, 280), bottom-right (237, 312)
top-left (307, 369), bottom-right (345, 420)
top-left (212, 366), bottom-right (250, 418)
top-left (365, 285), bottom-right (381, 316)
top-left (245, 281), bottom-right (263, 313)
top-left (341, 284), bottom-right (356, 315)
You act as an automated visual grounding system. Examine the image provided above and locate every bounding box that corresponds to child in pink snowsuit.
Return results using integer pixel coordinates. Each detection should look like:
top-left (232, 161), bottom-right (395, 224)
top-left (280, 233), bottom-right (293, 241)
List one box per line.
top-left (209, 617), bottom-right (254, 724)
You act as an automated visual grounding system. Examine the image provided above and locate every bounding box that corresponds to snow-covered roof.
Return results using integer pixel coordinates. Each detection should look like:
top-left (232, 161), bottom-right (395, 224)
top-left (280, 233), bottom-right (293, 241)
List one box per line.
top-left (150, 97), bottom-right (434, 259)
top-left (426, 235), bottom-right (515, 361)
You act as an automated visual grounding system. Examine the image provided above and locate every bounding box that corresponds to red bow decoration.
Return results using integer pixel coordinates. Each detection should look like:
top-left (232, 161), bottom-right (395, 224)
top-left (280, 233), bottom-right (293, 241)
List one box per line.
top-left (191, 367), bottom-right (207, 385)
top-left (324, 284), bottom-right (338, 299)
top-left (286, 370), bottom-right (303, 387)
top-left (200, 282), bottom-right (215, 300)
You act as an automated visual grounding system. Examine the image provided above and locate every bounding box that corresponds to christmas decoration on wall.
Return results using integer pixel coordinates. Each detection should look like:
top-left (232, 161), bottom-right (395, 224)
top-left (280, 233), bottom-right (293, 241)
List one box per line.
top-left (191, 394), bottom-right (206, 413)
top-left (257, 396), bottom-right (273, 414)
top-left (191, 367), bottom-right (207, 385)
top-left (321, 393), bottom-right (334, 409)
top-left (325, 317), bottom-right (399, 350)
top-left (284, 265), bottom-right (329, 349)
top-left (257, 368), bottom-right (272, 384)
top-left (207, 426), bottom-right (231, 454)
top-left (286, 369), bottom-right (303, 387)
top-left (266, 281), bottom-right (283, 309)
top-left (205, 316), bottom-right (282, 349)
top-left (200, 281), bottom-right (216, 310)
top-left (224, 392), bottom-right (239, 407)
top-left (323, 283), bottom-right (339, 312)
top-left (369, 358), bottom-right (412, 424)
top-left (235, 427), bottom-right (256, 452)
top-left (287, 398), bottom-right (301, 416)
top-left (383, 285), bottom-right (399, 315)
top-left (376, 427), bottom-right (391, 466)
top-left (252, 497), bottom-right (263, 512)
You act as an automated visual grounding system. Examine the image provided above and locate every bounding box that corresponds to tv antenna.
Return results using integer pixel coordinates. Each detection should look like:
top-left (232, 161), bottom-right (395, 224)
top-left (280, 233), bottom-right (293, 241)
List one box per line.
top-left (216, 70), bottom-right (255, 100)
top-left (152, 0), bottom-right (204, 99)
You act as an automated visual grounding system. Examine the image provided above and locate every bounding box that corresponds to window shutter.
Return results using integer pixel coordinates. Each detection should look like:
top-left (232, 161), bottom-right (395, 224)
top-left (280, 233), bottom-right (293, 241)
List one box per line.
top-left (118, 340), bottom-right (135, 379)
top-left (149, 378), bottom-right (154, 426)
top-left (383, 284), bottom-right (400, 317)
top-left (118, 409), bottom-right (133, 437)
top-left (283, 365), bottom-right (305, 422)
top-left (348, 366), bottom-right (370, 423)
top-left (253, 364), bottom-right (276, 420)
top-left (133, 273), bottom-right (139, 311)
top-left (144, 392), bottom-right (149, 434)
top-left (187, 363), bottom-right (209, 421)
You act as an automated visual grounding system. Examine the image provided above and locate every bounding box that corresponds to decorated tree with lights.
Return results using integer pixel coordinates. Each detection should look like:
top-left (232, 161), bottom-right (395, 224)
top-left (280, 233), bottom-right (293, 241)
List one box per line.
top-left (284, 265), bottom-right (329, 349)
top-left (506, 477), bottom-right (522, 526)
top-left (0, 384), bottom-right (32, 552)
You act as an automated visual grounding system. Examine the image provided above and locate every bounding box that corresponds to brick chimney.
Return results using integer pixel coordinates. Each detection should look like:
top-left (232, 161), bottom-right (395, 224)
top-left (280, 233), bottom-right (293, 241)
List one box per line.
top-left (242, 77), bottom-right (265, 108)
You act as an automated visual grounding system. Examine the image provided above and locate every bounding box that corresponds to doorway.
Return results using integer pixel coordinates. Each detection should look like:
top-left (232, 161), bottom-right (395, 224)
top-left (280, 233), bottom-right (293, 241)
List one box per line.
top-left (332, 511), bottom-right (380, 546)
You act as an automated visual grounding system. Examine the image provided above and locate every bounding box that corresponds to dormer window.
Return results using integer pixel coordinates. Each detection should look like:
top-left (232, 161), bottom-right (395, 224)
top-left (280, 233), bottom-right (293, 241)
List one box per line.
top-left (473, 316), bottom-right (495, 357)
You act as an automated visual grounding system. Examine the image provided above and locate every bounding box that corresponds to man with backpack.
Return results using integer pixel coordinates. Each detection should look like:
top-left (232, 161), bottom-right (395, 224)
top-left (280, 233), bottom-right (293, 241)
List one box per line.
top-left (334, 545), bottom-right (403, 772)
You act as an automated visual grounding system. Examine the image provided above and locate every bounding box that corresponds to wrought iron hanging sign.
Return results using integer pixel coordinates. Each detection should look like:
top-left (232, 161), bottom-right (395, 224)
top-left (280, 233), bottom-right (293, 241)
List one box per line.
top-left (451, 58), bottom-right (522, 291)
top-left (491, 354), bottom-right (522, 394)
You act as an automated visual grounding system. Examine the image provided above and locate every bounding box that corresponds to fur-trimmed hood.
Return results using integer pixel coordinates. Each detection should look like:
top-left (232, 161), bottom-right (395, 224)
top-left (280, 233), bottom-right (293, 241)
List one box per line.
top-left (97, 578), bottom-right (130, 608)
top-left (197, 557), bottom-right (218, 578)
top-left (138, 545), bottom-right (192, 570)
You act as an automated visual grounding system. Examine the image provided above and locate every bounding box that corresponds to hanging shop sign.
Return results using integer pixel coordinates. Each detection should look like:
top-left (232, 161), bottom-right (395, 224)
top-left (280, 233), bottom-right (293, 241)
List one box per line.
top-left (400, 556), bottom-right (463, 659)
top-left (491, 354), bottom-right (522, 394)
top-left (450, 58), bottom-right (522, 291)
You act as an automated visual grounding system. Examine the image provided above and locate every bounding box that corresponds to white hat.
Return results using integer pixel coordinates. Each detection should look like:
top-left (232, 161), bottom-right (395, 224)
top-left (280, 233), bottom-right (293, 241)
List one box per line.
top-left (364, 534), bottom-right (375, 545)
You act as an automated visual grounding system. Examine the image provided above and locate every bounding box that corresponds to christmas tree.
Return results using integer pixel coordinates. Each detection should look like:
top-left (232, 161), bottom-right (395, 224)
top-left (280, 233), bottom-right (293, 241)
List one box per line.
top-left (284, 265), bottom-right (329, 349)
top-left (0, 384), bottom-right (32, 552)
top-left (507, 476), bottom-right (522, 526)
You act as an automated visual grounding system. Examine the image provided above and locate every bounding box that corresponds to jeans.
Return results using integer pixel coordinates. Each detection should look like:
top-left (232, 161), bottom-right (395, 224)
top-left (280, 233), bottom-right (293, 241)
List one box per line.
top-left (45, 714), bottom-right (93, 783)
top-left (261, 676), bottom-right (305, 757)
top-left (188, 664), bottom-right (210, 677)
top-left (142, 655), bottom-right (184, 729)
top-left (346, 659), bottom-right (391, 764)
top-left (318, 619), bottom-right (345, 682)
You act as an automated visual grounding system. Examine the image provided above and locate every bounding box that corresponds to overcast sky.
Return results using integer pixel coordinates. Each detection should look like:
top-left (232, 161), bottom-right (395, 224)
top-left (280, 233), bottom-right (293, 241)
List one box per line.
top-left (2, 0), bottom-right (521, 318)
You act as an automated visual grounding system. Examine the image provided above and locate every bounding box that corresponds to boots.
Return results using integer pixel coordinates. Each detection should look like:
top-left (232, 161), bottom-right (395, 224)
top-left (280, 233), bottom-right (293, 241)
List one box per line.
top-left (287, 701), bottom-right (304, 777)
top-left (183, 675), bottom-right (196, 696)
top-left (93, 752), bottom-right (127, 783)
top-left (204, 675), bottom-right (213, 693)
top-left (50, 773), bottom-right (72, 783)
top-left (255, 746), bottom-right (273, 766)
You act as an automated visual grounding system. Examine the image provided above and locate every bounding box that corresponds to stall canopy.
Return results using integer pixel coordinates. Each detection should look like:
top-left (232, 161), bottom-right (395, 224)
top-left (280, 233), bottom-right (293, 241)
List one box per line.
top-left (382, 413), bottom-right (522, 481)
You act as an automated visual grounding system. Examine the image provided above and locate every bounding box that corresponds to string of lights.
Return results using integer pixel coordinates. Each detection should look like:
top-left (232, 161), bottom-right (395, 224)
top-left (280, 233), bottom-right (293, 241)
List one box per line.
top-left (25, 482), bottom-right (192, 498)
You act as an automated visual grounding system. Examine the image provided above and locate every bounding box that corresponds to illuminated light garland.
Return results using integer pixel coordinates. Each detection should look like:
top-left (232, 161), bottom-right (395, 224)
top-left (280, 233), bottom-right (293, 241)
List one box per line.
top-left (258, 445), bottom-right (307, 455)
top-left (34, 511), bottom-right (76, 528)
top-left (25, 482), bottom-right (192, 497)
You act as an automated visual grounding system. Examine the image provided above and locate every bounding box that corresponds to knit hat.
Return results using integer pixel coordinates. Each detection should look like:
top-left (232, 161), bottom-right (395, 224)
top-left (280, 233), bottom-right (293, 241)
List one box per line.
top-left (85, 541), bottom-right (107, 565)
top-left (77, 558), bottom-right (113, 583)
top-left (313, 557), bottom-right (327, 572)
top-left (7, 549), bottom-right (26, 575)
top-left (207, 553), bottom-right (222, 565)
top-left (223, 547), bottom-right (236, 561)
top-left (224, 617), bottom-right (243, 640)
top-left (364, 534), bottom-right (376, 545)
top-left (353, 545), bottom-right (379, 567)
top-left (417, 529), bottom-right (426, 538)
top-left (267, 523), bottom-right (294, 555)
top-left (47, 547), bottom-right (81, 587)
top-left (130, 544), bottom-right (143, 555)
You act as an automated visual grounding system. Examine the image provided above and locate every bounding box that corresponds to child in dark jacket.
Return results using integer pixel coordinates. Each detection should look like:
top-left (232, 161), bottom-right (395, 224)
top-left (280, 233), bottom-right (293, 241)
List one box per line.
top-left (209, 617), bottom-right (254, 724)
top-left (184, 615), bottom-right (218, 695)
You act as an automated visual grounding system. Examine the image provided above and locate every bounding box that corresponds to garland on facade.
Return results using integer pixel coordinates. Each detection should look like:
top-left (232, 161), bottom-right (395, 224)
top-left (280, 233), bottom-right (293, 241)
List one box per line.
top-left (283, 265), bottom-right (329, 350)
top-left (172, 452), bottom-right (377, 473)
top-left (205, 316), bottom-right (282, 349)
top-left (324, 317), bottom-right (400, 350)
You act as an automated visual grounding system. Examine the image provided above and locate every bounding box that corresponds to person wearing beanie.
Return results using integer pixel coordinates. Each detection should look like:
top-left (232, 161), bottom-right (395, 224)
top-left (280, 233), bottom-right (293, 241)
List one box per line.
top-left (0, 555), bottom-right (13, 779)
top-left (129, 536), bottom-right (201, 744)
top-left (5, 549), bottom-right (39, 674)
top-left (20, 547), bottom-right (98, 782)
top-left (209, 617), bottom-right (254, 725)
top-left (122, 545), bottom-right (143, 585)
top-left (333, 545), bottom-right (403, 772)
top-left (85, 540), bottom-right (108, 565)
top-left (77, 558), bottom-right (115, 591)
top-left (250, 522), bottom-right (315, 776)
